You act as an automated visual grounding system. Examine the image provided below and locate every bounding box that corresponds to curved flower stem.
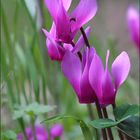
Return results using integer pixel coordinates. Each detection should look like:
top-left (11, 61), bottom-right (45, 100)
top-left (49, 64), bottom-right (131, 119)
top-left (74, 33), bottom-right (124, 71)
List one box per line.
top-left (102, 108), bottom-right (114, 140)
top-left (80, 27), bottom-right (90, 48)
top-left (71, 41), bottom-right (82, 60)
top-left (95, 100), bottom-right (108, 140)
top-left (112, 103), bottom-right (125, 140)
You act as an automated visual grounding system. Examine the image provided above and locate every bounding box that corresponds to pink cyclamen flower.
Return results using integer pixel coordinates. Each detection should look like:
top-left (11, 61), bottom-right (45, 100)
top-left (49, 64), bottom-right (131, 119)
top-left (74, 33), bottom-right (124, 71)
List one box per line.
top-left (89, 50), bottom-right (130, 107)
top-left (61, 47), bottom-right (97, 103)
top-left (17, 125), bottom-right (48, 140)
top-left (127, 6), bottom-right (140, 50)
top-left (50, 124), bottom-right (63, 139)
top-left (42, 26), bottom-right (91, 61)
top-left (44, 0), bottom-right (97, 43)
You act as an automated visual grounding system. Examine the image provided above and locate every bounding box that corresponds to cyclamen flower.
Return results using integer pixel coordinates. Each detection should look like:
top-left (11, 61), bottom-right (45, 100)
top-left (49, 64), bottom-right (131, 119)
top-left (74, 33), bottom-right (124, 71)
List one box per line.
top-left (50, 124), bottom-right (63, 140)
top-left (44, 0), bottom-right (97, 43)
top-left (61, 47), bottom-right (96, 103)
top-left (17, 125), bottom-right (48, 140)
top-left (127, 7), bottom-right (140, 50)
top-left (43, 26), bottom-right (91, 61)
top-left (89, 50), bottom-right (130, 107)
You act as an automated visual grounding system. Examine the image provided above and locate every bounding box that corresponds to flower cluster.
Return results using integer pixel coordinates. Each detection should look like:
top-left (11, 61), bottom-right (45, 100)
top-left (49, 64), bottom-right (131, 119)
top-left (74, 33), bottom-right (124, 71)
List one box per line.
top-left (17, 124), bottom-right (63, 140)
top-left (43, 0), bottom-right (131, 107)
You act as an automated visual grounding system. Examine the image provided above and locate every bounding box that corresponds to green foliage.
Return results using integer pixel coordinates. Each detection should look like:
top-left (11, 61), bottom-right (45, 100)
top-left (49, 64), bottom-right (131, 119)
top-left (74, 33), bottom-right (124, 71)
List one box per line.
top-left (89, 104), bottom-right (139, 129)
top-left (2, 130), bottom-right (17, 140)
top-left (43, 115), bottom-right (92, 140)
top-left (89, 119), bottom-right (117, 129)
top-left (113, 104), bottom-right (139, 121)
top-left (118, 116), bottom-right (140, 139)
top-left (13, 102), bottom-right (55, 119)
top-left (1, 0), bottom-right (139, 139)
top-left (79, 120), bottom-right (92, 140)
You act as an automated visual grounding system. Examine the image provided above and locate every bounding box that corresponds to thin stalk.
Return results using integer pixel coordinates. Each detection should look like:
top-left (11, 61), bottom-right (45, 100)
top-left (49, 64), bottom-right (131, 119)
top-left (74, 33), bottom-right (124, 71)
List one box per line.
top-left (112, 103), bottom-right (125, 140)
top-left (71, 41), bottom-right (82, 60)
top-left (31, 117), bottom-right (37, 140)
top-left (22, 83), bottom-right (29, 104)
top-left (18, 118), bottom-right (28, 140)
top-left (42, 76), bottom-right (47, 104)
top-left (80, 27), bottom-right (90, 48)
top-left (87, 104), bottom-right (94, 120)
top-left (95, 100), bottom-right (108, 140)
top-left (37, 0), bottom-right (45, 28)
top-left (87, 104), bottom-right (100, 140)
top-left (21, 0), bottom-right (36, 31)
top-left (102, 108), bottom-right (114, 140)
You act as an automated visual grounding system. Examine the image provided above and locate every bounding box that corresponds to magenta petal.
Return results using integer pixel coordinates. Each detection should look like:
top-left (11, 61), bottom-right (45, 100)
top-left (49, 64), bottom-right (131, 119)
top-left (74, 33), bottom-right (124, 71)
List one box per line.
top-left (56, 1), bottom-right (72, 43)
top-left (44, 0), bottom-right (60, 23)
top-left (61, 51), bottom-right (82, 98)
top-left (42, 29), bottom-right (64, 61)
top-left (35, 126), bottom-right (48, 140)
top-left (49, 23), bottom-right (56, 38)
top-left (80, 48), bottom-right (96, 103)
top-left (127, 7), bottom-right (140, 49)
top-left (44, 0), bottom-right (71, 23)
top-left (89, 52), bottom-right (104, 100)
top-left (17, 134), bottom-right (23, 140)
top-left (63, 44), bottom-right (73, 51)
top-left (112, 52), bottom-right (131, 90)
top-left (72, 26), bottom-right (91, 54)
top-left (50, 124), bottom-right (63, 138)
top-left (62, 0), bottom-right (72, 10)
top-left (101, 50), bottom-right (115, 106)
top-left (71, 0), bottom-right (97, 31)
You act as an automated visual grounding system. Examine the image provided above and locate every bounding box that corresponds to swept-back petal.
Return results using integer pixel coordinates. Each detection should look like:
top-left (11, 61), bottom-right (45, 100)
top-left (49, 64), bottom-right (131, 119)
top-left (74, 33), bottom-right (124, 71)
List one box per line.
top-left (80, 48), bottom-right (96, 103)
top-left (71, 0), bottom-right (97, 32)
top-left (112, 52), bottom-right (131, 90)
top-left (62, 0), bottom-right (72, 10)
top-left (49, 23), bottom-right (56, 38)
top-left (56, 1), bottom-right (72, 43)
top-left (101, 50), bottom-right (115, 106)
top-left (127, 7), bottom-right (140, 49)
top-left (42, 29), bottom-right (64, 61)
top-left (44, 0), bottom-right (60, 23)
top-left (89, 52), bottom-right (104, 100)
top-left (72, 26), bottom-right (91, 54)
top-left (61, 51), bottom-right (82, 98)
top-left (44, 0), bottom-right (71, 22)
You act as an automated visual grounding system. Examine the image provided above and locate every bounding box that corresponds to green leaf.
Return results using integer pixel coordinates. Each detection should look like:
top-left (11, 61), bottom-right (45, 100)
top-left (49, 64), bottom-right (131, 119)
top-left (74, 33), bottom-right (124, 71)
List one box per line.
top-left (2, 130), bottom-right (17, 139)
top-left (89, 119), bottom-right (118, 129)
top-left (113, 104), bottom-right (139, 121)
top-left (79, 120), bottom-right (92, 140)
top-left (41, 115), bottom-right (64, 123)
top-left (118, 116), bottom-right (140, 140)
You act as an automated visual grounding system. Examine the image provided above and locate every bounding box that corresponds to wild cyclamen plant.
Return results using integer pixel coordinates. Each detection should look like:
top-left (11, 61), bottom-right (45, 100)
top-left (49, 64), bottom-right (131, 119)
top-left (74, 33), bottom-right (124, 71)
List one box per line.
top-left (43, 0), bottom-right (139, 140)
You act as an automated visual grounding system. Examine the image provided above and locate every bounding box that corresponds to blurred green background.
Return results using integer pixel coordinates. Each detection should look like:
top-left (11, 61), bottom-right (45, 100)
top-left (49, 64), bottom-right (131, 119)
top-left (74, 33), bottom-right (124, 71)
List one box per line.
top-left (0, 0), bottom-right (139, 140)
